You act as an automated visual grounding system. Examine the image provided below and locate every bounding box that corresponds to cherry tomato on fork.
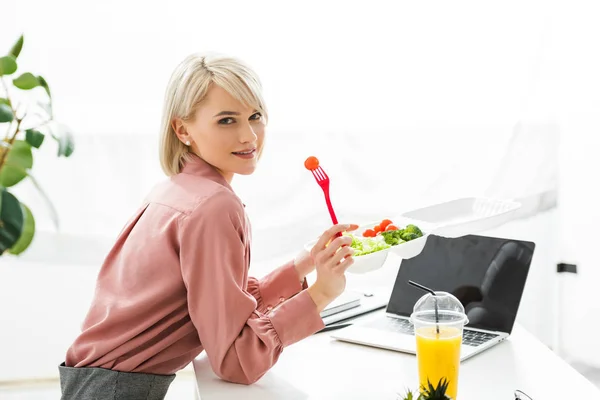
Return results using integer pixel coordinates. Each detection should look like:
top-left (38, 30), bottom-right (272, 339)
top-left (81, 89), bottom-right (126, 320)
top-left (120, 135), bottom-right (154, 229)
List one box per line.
top-left (304, 156), bottom-right (320, 171)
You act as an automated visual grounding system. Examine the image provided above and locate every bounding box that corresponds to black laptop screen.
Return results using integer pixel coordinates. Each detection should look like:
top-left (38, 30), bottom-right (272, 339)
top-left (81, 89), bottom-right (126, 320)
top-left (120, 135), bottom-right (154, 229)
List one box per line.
top-left (387, 234), bottom-right (535, 334)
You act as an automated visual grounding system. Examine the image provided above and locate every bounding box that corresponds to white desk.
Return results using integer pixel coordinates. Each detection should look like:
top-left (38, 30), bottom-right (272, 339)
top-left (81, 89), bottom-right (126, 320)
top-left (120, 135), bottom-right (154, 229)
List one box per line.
top-left (193, 311), bottom-right (600, 399)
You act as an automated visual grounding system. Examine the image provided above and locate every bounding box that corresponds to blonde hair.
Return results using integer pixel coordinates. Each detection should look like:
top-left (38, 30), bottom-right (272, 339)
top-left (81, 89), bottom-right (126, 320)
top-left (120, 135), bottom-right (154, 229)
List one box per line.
top-left (159, 53), bottom-right (268, 176)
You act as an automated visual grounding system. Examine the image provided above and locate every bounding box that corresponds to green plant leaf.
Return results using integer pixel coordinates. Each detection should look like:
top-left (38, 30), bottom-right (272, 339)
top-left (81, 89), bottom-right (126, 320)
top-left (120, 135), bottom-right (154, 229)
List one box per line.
top-left (0, 56), bottom-right (17, 76)
top-left (0, 140), bottom-right (33, 187)
top-left (9, 35), bottom-right (24, 59)
top-left (7, 202), bottom-right (34, 254)
top-left (25, 129), bottom-right (45, 148)
top-left (37, 76), bottom-right (51, 98)
top-left (58, 131), bottom-right (74, 157)
top-left (0, 104), bottom-right (13, 123)
top-left (0, 187), bottom-right (24, 254)
top-left (50, 124), bottom-right (75, 157)
top-left (0, 165), bottom-right (59, 230)
top-left (13, 72), bottom-right (40, 90)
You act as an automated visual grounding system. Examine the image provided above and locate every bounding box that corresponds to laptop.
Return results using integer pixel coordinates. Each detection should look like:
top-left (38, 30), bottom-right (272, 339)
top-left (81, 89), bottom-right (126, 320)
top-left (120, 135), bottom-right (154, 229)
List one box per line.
top-left (331, 234), bottom-right (535, 361)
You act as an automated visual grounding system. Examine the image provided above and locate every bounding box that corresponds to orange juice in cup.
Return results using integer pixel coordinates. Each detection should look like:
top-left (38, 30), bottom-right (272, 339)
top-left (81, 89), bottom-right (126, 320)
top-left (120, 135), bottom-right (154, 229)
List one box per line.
top-left (411, 290), bottom-right (468, 399)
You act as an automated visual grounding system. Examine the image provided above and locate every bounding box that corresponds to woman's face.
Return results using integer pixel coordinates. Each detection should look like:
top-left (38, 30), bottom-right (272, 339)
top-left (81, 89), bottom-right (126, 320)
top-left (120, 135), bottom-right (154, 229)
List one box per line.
top-left (174, 84), bottom-right (265, 182)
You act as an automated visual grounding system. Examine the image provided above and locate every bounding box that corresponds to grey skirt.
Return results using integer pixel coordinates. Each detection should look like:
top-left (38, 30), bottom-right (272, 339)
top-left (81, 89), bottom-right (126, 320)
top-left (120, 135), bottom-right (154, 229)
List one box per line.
top-left (58, 362), bottom-right (176, 400)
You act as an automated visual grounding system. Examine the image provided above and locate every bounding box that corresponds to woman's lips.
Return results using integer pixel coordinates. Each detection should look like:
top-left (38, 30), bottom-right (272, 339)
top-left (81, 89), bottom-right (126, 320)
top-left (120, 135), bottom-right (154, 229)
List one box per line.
top-left (232, 148), bottom-right (256, 159)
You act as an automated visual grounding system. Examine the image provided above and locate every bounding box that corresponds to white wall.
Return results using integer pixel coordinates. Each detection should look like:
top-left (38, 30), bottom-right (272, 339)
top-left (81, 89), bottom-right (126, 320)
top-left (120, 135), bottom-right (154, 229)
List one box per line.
top-left (554, 0), bottom-right (600, 368)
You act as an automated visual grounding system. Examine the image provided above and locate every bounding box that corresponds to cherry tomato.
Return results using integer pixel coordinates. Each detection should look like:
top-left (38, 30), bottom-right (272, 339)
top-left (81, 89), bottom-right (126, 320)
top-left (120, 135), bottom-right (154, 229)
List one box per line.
top-left (363, 229), bottom-right (376, 237)
top-left (374, 225), bottom-right (382, 233)
top-left (380, 219), bottom-right (393, 230)
top-left (386, 224), bottom-right (398, 231)
top-left (304, 156), bottom-right (320, 171)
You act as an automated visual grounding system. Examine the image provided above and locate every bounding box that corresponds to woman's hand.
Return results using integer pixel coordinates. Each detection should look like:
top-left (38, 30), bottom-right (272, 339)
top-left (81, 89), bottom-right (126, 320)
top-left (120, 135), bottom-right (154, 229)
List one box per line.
top-left (306, 223), bottom-right (358, 312)
top-left (294, 224), bottom-right (358, 282)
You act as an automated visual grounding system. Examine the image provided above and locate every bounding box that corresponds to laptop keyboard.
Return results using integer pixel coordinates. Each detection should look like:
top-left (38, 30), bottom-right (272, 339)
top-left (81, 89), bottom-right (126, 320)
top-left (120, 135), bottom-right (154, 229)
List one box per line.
top-left (367, 317), bottom-right (499, 347)
top-left (461, 329), bottom-right (499, 346)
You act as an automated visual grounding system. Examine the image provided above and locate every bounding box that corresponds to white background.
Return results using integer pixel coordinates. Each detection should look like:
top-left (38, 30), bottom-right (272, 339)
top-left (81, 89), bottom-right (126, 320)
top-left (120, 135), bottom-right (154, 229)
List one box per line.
top-left (1, 0), bottom-right (598, 382)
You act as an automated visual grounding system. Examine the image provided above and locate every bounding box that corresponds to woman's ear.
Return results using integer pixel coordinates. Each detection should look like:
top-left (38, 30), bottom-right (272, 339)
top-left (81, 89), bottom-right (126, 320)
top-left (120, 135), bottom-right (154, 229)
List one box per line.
top-left (172, 118), bottom-right (189, 144)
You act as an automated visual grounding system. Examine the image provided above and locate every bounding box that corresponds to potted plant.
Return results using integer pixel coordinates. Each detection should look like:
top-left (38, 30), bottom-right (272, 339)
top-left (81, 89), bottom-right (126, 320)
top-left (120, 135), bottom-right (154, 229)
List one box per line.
top-left (0, 34), bottom-right (74, 256)
top-left (400, 378), bottom-right (452, 400)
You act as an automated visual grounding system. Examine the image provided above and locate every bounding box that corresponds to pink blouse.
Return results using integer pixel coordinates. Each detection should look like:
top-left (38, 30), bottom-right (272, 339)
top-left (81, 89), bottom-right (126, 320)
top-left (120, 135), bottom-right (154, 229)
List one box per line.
top-left (65, 154), bottom-right (325, 384)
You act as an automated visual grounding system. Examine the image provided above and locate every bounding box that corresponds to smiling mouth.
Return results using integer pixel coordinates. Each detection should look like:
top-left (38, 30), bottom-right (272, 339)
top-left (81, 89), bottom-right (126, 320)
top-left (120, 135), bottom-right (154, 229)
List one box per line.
top-left (232, 149), bottom-right (256, 155)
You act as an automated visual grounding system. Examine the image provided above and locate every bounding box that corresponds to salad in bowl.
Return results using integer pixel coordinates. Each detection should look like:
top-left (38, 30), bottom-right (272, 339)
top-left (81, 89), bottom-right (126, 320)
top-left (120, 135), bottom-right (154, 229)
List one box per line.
top-left (304, 218), bottom-right (428, 274)
top-left (347, 218), bottom-right (424, 256)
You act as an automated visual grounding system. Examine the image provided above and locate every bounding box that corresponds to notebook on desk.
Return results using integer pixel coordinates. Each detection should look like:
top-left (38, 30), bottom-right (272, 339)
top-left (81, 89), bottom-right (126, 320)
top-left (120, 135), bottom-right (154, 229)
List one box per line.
top-left (320, 292), bottom-right (362, 318)
top-left (320, 290), bottom-right (388, 326)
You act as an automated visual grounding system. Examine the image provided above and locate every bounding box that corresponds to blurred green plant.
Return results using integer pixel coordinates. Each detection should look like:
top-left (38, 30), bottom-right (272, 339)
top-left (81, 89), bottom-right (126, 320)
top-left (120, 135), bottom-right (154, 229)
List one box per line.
top-left (0, 34), bottom-right (74, 256)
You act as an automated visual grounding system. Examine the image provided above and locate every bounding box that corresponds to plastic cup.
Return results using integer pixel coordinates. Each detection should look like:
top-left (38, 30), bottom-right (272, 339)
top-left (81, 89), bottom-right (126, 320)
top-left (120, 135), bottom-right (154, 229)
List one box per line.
top-left (410, 291), bottom-right (468, 400)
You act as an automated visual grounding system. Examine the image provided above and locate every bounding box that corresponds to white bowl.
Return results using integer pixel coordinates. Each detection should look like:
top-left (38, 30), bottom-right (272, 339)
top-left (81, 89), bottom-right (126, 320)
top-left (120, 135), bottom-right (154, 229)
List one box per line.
top-left (303, 221), bottom-right (429, 274)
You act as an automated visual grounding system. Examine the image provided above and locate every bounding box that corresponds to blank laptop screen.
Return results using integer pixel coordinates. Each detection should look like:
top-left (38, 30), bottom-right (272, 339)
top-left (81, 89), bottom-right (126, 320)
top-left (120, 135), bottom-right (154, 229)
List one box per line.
top-left (387, 234), bottom-right (535, 334)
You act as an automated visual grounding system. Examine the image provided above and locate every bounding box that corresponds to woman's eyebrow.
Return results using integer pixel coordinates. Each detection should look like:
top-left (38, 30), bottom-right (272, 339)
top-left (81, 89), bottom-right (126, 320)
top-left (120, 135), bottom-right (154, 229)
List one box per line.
top-left (213, 111), bottom-right (241, 117)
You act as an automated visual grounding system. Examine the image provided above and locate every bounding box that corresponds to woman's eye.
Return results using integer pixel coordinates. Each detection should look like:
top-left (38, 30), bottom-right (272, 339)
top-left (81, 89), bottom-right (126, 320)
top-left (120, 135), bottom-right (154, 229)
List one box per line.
top-left (249, 112), bottom-right (262, 121)
top-left (218, 117), bottom-right (235, 125)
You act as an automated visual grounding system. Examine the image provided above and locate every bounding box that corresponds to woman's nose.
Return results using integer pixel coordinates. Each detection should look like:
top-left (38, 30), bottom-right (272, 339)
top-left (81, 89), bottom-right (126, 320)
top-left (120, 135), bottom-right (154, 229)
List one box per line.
top-left (240, 123), bottom-right (258, 143)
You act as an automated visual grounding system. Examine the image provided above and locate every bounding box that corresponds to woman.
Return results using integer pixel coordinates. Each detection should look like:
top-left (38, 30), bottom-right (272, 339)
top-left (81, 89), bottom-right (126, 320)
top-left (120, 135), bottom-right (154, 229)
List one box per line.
top-left (59, 53), bottom-right (357, 399)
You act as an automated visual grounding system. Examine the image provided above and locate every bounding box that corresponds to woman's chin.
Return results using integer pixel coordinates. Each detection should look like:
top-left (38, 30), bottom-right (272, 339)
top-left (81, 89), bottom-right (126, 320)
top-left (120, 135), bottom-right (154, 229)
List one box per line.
top-left (234, 165), bottom-right (258, 176)
top-left (221, 155), bottom-right (260, 176)
top-left (225, 159), bottom-right (258, 176)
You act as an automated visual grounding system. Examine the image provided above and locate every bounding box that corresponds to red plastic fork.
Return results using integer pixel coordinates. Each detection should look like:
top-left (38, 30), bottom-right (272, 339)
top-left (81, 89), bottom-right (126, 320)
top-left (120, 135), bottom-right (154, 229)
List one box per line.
top-left (309, 165), bottom-right (342, 237)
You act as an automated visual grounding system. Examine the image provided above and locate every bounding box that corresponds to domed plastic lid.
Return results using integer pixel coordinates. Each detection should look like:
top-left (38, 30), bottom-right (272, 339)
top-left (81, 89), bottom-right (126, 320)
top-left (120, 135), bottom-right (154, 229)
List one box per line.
top-left (410, 291), bottom-right (468, 325)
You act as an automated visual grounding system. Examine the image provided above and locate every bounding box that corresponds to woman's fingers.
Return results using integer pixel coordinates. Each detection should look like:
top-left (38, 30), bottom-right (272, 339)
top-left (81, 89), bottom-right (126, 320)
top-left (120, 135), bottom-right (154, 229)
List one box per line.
top-left (312, 223), bottom-right (358, 252)
top-left (314, 236), bottom-right (351, 265)
top-left (329, 245), bottom-right (354, 267)
top-left (335, 255), bottom-right (355, 272)
top-left (324, 235), bottom-right (352, 256)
